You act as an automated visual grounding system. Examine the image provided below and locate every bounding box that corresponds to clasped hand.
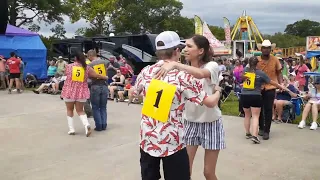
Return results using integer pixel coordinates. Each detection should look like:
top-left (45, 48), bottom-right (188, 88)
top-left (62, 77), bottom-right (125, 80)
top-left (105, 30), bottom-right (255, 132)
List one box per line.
top-left (154, 61), bottom-right (178, 80)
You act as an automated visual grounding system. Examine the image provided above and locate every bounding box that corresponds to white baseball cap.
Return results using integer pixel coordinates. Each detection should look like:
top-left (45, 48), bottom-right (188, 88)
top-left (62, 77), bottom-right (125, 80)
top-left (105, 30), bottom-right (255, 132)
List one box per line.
top-left (155, 31), bottom-right (185, 50)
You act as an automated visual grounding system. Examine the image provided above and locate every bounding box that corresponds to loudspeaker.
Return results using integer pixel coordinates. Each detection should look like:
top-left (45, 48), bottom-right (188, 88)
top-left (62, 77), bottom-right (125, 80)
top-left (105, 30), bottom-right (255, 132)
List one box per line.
top-left (0, 0), bottom-right (8, 34)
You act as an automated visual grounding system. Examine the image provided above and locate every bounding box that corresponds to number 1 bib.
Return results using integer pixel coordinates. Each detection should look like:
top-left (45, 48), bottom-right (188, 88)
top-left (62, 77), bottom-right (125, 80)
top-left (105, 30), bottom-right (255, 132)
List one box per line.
top-left (243, 72), bottom-right (255, 89)
top-left (142, 79), bottom-right (177, 123)
top-left (72, 66), bottom-right (85, 82)
top-left (93, 64), bottom-right (106, 76)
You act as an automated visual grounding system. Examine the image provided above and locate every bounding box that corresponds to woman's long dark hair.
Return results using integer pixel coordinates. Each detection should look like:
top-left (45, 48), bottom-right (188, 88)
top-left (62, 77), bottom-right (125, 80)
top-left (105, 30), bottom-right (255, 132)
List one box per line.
top-left (191, 35), bottom-right (213, 63)
top-left (75, 51), bottom-right (87, 69)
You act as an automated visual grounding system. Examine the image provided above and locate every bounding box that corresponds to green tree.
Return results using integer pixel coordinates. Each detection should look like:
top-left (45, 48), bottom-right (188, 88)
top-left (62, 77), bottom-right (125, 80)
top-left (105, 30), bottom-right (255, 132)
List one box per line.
top-left (8, 0), bottom-right (65, 28)
top-left (28, 24), bottom-right (40, 32)
top-left (208, 25), bottom-right (225, 40)
top-left (111, 0), bottom-right (183, 34)
top-left (162, 16), bottom-right (193, 38)
top-left (50, 24), bottom-right (66, 39)
top-left (285, 19), bottom-right (320, 37)
top-left (66, 0), bottom-right (116, 36)
top-left (263, 32), bottom-right (305, 48)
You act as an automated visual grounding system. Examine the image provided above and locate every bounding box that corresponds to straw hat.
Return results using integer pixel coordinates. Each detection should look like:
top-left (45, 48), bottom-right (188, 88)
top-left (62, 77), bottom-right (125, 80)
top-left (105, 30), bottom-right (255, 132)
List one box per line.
top-left (257, 40), bottom-right (276, 50)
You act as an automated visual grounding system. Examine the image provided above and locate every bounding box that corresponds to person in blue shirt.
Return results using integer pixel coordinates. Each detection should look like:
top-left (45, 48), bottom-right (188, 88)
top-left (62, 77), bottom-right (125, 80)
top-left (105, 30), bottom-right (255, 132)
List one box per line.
top-left (47, 60), bottom-right (57, 79)
top-left (273, 75), bottom-right (299, 123)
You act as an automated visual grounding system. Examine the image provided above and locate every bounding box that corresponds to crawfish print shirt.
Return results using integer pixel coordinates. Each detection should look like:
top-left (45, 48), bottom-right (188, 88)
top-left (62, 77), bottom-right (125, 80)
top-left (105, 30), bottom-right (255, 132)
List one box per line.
top-left (134, 60), bottom-right (208, 157)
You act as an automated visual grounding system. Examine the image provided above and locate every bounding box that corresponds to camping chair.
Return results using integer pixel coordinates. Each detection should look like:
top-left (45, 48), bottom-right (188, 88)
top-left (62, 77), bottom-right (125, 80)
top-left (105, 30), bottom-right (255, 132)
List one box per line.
top-left (220, 73), bottom-right (234, 103)
top-left (281, 97), bottom-right (304, 123)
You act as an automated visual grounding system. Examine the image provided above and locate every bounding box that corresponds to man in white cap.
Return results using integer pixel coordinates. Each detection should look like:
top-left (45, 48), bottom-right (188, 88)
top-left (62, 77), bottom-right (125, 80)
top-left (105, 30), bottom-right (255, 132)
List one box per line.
top-left (130, 31), bottom-right (222, 180)
top-left (256, 40), bottom-right (282, 140)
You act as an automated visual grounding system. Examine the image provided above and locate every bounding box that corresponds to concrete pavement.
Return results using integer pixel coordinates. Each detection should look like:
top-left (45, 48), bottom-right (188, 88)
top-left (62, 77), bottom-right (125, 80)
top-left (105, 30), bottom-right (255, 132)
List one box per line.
top-left (0, 91), bottom-right (319, 180)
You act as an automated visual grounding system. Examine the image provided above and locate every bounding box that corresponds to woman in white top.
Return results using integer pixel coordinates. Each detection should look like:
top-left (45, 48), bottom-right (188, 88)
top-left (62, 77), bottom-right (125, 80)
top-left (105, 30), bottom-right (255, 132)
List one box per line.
top-left (155, 35), bottom-right (225, 180)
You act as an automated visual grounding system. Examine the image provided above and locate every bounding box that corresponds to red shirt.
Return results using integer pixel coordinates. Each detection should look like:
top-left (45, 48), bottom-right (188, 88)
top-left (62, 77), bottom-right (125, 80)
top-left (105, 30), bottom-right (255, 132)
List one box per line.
top-left (125, 83), bottom-right (131, 89)
top-left (6, 57), bottom-right (21, 73)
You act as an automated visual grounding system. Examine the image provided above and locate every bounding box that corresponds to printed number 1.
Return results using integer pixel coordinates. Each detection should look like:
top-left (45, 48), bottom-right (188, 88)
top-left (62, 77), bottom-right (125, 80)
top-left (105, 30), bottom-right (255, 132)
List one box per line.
top-left (153, 89), bottom-right (163, 108)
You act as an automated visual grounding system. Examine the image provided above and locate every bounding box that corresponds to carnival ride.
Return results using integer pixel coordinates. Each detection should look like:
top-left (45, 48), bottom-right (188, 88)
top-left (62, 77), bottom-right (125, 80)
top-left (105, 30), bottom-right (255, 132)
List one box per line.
top-left (231, 10), bottom-right (263, 50)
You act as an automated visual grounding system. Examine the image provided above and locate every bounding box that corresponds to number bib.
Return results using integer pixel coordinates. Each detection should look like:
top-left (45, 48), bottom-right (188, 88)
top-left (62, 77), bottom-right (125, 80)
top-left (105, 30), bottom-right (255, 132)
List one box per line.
top-left (93, 64), bottom-right (106, 76)
top-left (72, 66), bottom-right (85, 82)
top-left (142, 79), bottom-right (177, 123)
top-left (243, 72), bottom-right (255, 89)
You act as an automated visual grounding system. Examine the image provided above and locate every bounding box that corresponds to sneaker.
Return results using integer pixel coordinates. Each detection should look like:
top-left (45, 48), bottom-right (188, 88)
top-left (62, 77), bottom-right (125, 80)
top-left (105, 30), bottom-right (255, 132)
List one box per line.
top-left (258, 129), bottom-right (264, 136)
top-left (263, 132), bottom-right (269, 140)
top-left (245, 133), bottom-right (253, 139)
top-left (251, 136), bottom-right (260, 144)
top-left (298, 120), bottom-right (306, 129)
top-left (33, 90), bottom-right (40, 94)
top-left (68, 131), bottom-right (75, 135)
top-left (12, 89), bottom-right (17, 92)
top-left (85, 125), bottom-right (92, 137)
top-left (310, 122), bottom-right (318, 130)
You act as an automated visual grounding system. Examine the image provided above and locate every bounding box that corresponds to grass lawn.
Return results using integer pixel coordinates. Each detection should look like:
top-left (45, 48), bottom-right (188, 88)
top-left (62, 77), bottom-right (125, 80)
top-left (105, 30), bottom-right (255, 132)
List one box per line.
top-left (220, 93), bottom-right (302, 124)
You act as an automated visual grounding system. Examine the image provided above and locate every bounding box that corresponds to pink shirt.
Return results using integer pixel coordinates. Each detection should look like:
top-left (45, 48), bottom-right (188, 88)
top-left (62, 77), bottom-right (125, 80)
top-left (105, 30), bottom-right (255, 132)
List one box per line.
top-left (295, 64), bottom-right (309, 86)
top-left (61, 62), bottom-right (90, 100)
top-left (233, 65), bottom-right (243, 83)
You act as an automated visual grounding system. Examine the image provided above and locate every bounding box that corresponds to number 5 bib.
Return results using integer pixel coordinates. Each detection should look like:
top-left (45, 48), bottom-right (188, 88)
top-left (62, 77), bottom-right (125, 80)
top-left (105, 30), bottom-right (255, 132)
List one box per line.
top-left (93, 64), bottom-right (106, 76)
top-left (243, 72), bottom-right (255, 89)
top-left (142, 79), bottom-right (177, 123)
top-left (72, 66), bottom-right (85, 82)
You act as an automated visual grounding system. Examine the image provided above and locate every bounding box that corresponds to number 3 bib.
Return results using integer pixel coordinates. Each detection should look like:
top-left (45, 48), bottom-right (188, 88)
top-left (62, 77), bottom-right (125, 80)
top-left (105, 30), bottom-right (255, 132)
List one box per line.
top-left (72, 66), bottom-right (85, 82)
top-left (142, 79), bottom-right (177, 123)
top-left (243, 72), bottom-right (255, 89)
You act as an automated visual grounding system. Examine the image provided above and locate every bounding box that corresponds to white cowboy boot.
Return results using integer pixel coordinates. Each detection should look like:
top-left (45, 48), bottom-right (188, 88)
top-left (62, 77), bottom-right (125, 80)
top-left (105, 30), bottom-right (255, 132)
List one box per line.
top-left (79, 115), bottom-right (91, 137)
top-left (67, 116), bottom-right (75, 135)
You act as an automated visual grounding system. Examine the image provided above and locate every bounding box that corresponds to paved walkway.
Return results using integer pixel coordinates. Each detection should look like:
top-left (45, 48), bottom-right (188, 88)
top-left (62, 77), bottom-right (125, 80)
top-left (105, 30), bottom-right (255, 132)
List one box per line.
top-left (0, 91), bottom-right (319, 180)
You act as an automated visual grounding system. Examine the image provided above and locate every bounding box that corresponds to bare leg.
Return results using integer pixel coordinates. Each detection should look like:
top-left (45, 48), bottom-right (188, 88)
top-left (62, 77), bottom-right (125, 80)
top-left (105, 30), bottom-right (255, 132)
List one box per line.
top-left (118, 91), bottom-right (124, 100)
top-left (311, 103), bottom-right (319, 123)
top-left (109, 86), bottom-right (116, 99)
top-left (301, 103), bottom-right (311, 121)
top-left (203, 149), bottom-right (220, 180)
top-left (243, 108), bottom-right (251, 134)
top-left (15, 78), bottom-right (21, 91)
top-left (186, 145), bottom-right (199, 177)
top-left (251, 107), bottom-right (261, 137)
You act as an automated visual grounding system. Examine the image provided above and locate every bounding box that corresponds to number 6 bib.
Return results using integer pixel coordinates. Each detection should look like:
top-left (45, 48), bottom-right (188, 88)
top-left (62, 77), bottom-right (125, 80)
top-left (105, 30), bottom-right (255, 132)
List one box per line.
top-left (243, 72), bottom-right (255, 89)
top-left (72, 66), bottom-right (85, 82)
top-left (142, 79), bottom-right (177, 123)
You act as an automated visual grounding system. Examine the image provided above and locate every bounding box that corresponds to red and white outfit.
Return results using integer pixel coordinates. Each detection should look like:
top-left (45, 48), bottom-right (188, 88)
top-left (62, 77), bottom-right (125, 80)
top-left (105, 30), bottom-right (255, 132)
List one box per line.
top-left (61, 62), bottom-right (90, 102)
top-left (134, 61), bottom-right (208, 157)
top-left (61, 62), bottom-right (91, 135)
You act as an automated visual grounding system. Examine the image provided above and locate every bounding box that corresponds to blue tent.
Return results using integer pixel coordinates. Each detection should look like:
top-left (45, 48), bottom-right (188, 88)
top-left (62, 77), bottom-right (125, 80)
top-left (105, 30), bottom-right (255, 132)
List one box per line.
top-left (307, 51), bottom-right (320, 59)
top-left (0, 25), bottom-right (47, 79)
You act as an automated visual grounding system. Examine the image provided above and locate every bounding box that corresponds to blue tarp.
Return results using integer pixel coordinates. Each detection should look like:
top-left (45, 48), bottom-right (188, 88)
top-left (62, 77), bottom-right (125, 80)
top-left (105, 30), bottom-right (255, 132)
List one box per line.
top-left (306, 51), bottom-right (320, 59)
top-left (0, 35), bottom-right (47, 79)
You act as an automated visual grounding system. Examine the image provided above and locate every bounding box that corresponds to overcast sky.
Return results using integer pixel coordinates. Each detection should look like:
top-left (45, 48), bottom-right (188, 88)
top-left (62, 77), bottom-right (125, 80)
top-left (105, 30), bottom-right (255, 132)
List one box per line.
top-left (35, 0), bottom-right (320, 38)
